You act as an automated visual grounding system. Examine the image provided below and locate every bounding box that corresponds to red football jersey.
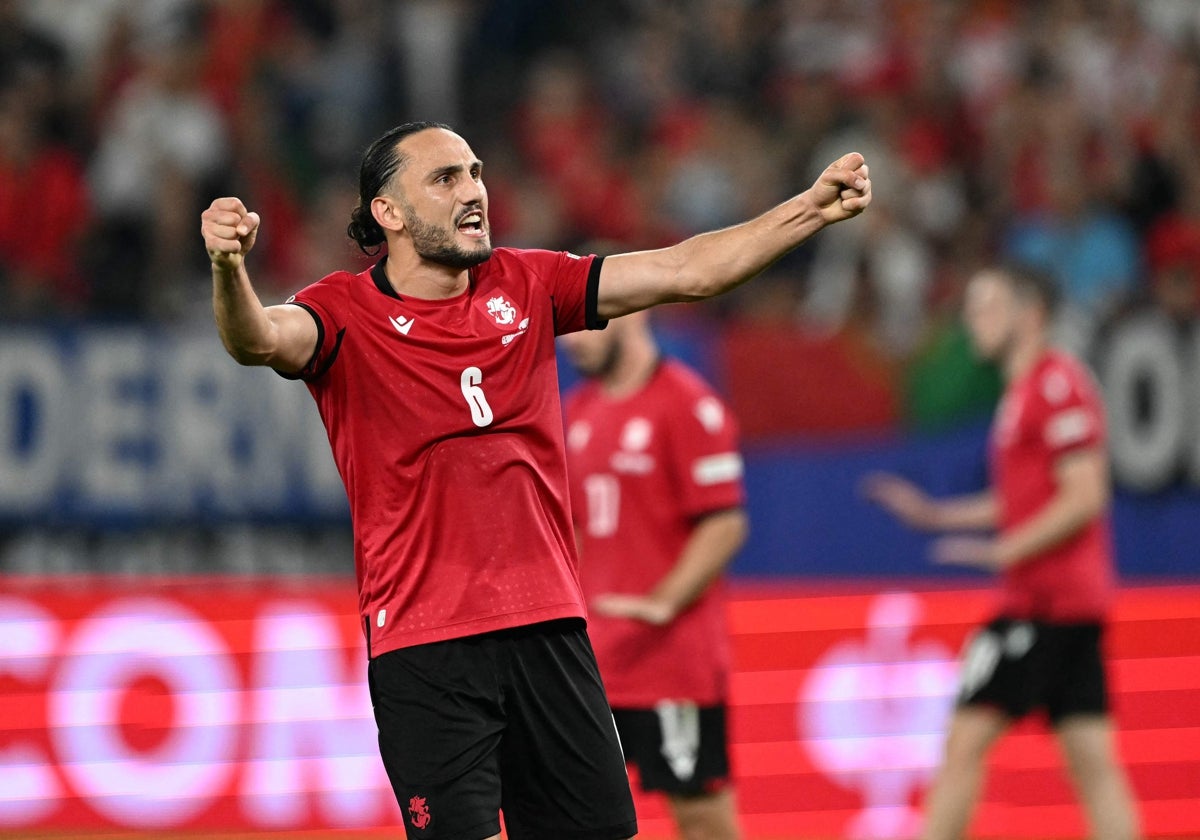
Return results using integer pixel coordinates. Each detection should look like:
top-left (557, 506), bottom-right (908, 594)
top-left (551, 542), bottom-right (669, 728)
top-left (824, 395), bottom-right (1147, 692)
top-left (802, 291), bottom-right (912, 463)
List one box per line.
top-left (284, 248), bottom-right (603, 656)
top-left (989, 349), bottom-right (1115, 622)
top-left (565, 360), bottom-right (745, 706)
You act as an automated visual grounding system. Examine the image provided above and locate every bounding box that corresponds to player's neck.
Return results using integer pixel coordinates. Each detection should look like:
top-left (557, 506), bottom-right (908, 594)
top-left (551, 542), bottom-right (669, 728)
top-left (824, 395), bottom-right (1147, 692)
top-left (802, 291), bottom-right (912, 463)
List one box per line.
top-left (382, 250), bottom-right (470, 300)
top-left (1004, 333), bottom-right (1048, 383)
top-left (601, 341), bottom-right (659, 398)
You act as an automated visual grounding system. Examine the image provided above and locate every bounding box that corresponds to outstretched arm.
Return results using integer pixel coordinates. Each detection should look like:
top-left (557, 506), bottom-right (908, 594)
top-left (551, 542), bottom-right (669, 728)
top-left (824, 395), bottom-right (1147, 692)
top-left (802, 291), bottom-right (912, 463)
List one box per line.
top-left (596, 154), bottom-right (871, 319)
top-left (201, 197), bottom-right (316, 373)
top-left (862, 472), bottom-right (998, 532)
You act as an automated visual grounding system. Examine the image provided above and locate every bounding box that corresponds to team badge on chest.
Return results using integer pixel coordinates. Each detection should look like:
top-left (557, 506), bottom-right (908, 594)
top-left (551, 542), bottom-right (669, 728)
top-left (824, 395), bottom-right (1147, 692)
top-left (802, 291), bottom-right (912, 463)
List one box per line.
top-left (476, 293), bottom-right (522, 328)
top-left (474, 291), bottom-right (530, 344)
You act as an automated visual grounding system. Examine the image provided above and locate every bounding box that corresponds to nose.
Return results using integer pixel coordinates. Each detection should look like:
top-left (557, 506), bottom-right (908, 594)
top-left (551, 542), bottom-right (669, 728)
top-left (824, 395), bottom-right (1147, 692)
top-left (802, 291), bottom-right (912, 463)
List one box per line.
top-left (460, 174), bottom-right (486, 206)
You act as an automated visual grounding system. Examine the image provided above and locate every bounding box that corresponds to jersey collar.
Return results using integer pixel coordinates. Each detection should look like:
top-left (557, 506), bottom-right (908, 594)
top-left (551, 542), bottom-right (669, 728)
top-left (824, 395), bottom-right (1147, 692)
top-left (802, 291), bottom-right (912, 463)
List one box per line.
top-left (370, 257), bottom-right (401, 300)
top-left (370, 255), bottom-right (477, 301)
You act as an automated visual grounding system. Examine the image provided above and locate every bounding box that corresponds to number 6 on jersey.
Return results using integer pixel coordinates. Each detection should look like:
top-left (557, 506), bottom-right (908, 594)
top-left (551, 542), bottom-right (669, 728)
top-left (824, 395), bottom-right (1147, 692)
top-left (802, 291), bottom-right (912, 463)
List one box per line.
top-left (460, 366), bottom-right (495, 427)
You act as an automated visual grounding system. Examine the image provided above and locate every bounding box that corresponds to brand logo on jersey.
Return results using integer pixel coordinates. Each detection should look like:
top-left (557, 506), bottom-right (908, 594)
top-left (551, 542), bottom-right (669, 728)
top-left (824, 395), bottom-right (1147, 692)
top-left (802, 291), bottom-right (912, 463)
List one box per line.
top-left (568, 420), bottom-right (591, 451)
top-left (408, 795), bottom-right (432, 830)
top-left (389, 314), bottom-right (415, 336)
top-left (694, 396), bottom-right (725, 434)
top-left (486, 295), bottom-right (517, 325)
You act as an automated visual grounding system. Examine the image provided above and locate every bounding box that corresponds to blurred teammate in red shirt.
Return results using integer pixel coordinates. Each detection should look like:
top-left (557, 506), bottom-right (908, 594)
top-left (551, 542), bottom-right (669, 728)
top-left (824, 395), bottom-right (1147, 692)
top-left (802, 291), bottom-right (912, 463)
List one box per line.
top-left (866, 264), bottom-right (1140, 840)
top-left (562, 311), bottom-right (747, 840)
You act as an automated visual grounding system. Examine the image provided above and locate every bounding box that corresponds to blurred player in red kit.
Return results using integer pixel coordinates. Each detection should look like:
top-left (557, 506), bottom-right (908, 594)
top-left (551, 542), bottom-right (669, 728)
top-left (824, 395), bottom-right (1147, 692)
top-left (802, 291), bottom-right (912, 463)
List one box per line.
top-left (201, 120), bottom-right (870, 840)
top-left (562, 311), bottom-right (747, 840)
top-left (865, 264), bottom-right (1141, 840)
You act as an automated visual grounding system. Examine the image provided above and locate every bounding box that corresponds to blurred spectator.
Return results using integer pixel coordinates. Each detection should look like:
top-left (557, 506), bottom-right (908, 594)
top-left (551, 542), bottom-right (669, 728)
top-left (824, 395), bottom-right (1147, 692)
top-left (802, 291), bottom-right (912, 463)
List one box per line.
top-left (2, 0), bottom-right (1200, 439)
top-left (87, 1), bottom-right (229, 316)
top-left (0, 50), bottom-right (90, 316)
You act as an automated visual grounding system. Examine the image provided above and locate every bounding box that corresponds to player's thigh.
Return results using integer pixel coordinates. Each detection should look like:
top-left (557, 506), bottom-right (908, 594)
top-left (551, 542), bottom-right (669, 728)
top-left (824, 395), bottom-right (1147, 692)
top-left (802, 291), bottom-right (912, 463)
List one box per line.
top-left (1054, 713), bottom-right (1122, 781)
top-left (668, 787), bottom-right (740, 840)
top-left (616, 702), bottom-right (732, 797)
top-left (940, 705), bottom-right (1008, 768)
top-left (368, 640), bottom-right (505, 840)
top-left (497, 620), bottom-right (637, 840)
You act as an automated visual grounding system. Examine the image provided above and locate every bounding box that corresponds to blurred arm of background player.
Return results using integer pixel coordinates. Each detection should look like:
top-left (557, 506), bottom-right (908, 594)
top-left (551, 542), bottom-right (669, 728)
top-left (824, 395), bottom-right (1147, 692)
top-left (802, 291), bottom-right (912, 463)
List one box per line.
top-left (201, 197), bottom-right (316, 374)
top-left (592, 508), bottom-right (748, 626)
top-left (596, 154), bottom-right (870, 319)
top-left (862, 448), bottom-right (1109, 571)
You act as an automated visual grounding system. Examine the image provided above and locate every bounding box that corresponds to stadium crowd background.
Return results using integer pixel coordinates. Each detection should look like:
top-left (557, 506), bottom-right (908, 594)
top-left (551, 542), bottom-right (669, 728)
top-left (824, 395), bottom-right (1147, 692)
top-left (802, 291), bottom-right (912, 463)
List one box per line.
top-left (4, 0), bottom-right (1200, 425)
top-left (3, 5), bottom-right (1200, 837)
top-left (4, 0), bottom-right (1200, 565)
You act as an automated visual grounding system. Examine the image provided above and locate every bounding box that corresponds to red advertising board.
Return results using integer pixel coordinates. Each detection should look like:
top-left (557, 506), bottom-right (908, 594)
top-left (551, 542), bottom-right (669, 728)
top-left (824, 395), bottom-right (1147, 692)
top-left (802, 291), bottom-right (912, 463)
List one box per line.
top-left (0, 578), bottom-right (1196, 838)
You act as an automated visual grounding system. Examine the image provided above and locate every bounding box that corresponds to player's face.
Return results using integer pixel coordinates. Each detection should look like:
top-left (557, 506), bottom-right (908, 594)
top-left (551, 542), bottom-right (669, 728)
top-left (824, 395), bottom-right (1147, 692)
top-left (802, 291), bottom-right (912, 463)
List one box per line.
top-left (964, 272), bottom-right (1018, 360)
top-left (560, 327), bottom-right (622, 379)
top-left (393, 128), bottom-right (493, 269)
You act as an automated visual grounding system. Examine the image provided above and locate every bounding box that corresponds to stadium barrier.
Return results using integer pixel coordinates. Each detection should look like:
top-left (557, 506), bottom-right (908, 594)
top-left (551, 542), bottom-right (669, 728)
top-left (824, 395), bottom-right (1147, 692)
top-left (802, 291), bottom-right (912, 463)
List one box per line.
top-left (1, 577), bottom-right (1196, 838)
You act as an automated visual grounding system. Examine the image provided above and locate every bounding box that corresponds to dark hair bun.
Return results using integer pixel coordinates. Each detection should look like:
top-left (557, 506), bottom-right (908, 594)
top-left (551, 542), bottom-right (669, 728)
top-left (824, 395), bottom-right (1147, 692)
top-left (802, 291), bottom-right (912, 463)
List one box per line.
top-left (347, 204), bottom-right (385, 254)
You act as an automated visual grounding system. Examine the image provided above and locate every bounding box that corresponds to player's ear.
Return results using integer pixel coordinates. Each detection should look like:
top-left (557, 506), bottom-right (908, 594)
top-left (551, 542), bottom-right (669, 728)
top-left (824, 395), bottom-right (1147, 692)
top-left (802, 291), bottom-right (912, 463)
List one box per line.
top-left (371, 194), bottom-right (406, 235)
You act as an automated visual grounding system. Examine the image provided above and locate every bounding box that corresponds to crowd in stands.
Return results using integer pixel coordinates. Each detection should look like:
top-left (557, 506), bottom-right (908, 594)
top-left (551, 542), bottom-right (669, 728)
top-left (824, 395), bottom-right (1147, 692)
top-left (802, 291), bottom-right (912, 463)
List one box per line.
top-left (4, 0), bottom-right (1200, 434)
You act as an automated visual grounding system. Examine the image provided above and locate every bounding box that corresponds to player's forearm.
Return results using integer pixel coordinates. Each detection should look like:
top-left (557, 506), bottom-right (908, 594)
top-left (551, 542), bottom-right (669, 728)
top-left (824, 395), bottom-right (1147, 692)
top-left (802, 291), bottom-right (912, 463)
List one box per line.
top-left (648, 509), bottom-right (749, 620)
top-left (928, 491), bottom-right (999, 531)
top-left (212, 262), bottom-right (282, 366)
top-left (599, 193), bottom-right (826, 317)
top-left (995, 487), bottom-right (1105, 568)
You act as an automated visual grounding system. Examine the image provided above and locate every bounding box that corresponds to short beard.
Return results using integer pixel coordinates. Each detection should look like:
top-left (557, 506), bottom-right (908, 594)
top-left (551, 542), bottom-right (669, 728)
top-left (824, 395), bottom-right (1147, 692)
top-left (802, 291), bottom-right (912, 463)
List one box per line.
top-left (576, 339), bottom-right (622, 380)
top-left (402, 202), bottom-right (493, 269)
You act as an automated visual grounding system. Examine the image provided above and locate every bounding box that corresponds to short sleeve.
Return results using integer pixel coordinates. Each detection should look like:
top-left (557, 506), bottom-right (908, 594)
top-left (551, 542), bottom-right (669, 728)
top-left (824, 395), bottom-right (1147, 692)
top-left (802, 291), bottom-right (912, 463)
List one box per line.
top-left (275, 273), bottom-right (350, 382)
top-left (517, 249), bottom-right (606, 335)
top-left (668, 383), bottom-right (746, 519)
top-left (1037, 362), bottom-right (1104, 457)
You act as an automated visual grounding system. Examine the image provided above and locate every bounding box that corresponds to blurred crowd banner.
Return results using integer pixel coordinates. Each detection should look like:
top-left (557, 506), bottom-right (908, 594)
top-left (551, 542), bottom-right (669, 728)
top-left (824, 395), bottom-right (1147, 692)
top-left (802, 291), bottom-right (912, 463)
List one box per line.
top-left (3, 323), bottom-right (1200, 577)
top-left (0, 578), bottom-right (1196, 838)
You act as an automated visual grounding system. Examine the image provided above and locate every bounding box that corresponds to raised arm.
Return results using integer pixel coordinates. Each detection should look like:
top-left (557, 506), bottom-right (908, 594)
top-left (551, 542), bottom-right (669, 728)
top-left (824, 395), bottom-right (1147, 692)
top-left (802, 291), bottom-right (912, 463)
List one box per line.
top-left (596, 153), bottom-right (871, 319)
top-left (201, 197), bottom-right (316, 373)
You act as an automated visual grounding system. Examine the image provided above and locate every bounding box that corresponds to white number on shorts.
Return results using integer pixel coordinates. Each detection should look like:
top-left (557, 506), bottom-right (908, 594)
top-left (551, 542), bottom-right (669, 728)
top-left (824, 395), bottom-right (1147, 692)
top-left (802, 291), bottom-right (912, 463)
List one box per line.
top-left (460, 366), bottom-right (494, 427)
top-left (958, 629), bottom-right (1002, 701)
top-left (583, 474), bottom-right (620, 537)
top-left (656, 700), bottom-right (700, 782)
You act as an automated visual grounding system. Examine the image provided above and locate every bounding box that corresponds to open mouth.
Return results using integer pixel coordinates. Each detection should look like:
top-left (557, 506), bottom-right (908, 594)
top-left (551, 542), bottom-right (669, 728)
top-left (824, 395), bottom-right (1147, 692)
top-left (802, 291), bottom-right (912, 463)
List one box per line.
top-left (457, 210), bottom-right (486, 239)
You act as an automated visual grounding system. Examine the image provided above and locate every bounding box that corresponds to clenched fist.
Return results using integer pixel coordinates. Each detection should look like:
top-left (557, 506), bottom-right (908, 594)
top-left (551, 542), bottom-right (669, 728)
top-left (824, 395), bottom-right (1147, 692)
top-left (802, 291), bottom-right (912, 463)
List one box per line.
top-left (201, 197), bottom-right (260, 271)
top-left (809, 153), bottom-right (872, 225)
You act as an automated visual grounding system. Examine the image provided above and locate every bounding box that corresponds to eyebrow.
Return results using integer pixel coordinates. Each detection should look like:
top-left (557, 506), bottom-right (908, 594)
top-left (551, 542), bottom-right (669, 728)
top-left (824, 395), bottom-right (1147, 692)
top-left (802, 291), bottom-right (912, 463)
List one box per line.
top-left (427, 160), bottom-right (483, 181)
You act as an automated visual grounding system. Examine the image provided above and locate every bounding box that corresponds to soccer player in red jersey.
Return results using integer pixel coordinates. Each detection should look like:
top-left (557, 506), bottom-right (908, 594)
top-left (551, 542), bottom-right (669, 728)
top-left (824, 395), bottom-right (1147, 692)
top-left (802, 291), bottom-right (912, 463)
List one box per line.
top-left (561, 311), bottom-right (747, 840)
top-left (865, 265), bottom-right (1141, 840)
top-left (200, 121), bottom-right (870, 840)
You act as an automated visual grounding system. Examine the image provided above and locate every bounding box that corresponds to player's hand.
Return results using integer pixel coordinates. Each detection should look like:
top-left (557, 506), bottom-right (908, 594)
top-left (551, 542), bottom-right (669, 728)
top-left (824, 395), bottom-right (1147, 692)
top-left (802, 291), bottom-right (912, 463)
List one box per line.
top-left (201, 197), bottom-right (260, 272)
top-left (809, 153), bottom-right (871, 225)
top-left (932, 535), bottom-right (1004, 571)
top-left (592, 593), bottom-right (674, 626)
top-left (861, 471), bottom-right (937, 530)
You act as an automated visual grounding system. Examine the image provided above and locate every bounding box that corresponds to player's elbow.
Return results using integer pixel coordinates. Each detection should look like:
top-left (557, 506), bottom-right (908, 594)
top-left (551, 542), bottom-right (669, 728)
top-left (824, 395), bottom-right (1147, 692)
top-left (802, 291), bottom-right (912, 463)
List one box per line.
top-left (220, 335), bottom-right (275, 367)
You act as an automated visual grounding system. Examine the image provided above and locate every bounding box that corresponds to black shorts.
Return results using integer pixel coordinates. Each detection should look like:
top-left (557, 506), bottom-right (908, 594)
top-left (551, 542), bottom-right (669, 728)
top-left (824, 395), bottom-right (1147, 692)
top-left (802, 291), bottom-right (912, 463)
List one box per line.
top-left (367, 618), bottom-right (637, 840)
top-left (956, 617), bottom-right (1109, 724)
top-left (612, 702), bottom-right (731, 797)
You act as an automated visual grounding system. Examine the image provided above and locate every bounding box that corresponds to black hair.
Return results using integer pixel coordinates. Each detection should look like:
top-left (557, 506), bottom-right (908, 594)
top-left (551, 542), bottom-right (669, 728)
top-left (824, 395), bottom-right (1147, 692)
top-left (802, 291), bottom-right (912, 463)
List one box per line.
top-left (346, 121), bottom-right (453, 255)
top-left (996, 261), bottom-right (1061, 316)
